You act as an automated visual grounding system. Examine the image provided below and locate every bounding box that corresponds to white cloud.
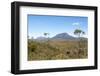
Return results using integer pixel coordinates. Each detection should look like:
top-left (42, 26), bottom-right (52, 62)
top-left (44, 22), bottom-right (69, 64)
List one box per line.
top-left (72, 22), bottom-right (80, 26)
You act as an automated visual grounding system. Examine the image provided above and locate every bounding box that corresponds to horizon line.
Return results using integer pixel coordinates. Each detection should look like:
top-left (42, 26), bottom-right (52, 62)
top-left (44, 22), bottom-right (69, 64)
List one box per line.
top-left (28, 32), bottom-right (88, 39)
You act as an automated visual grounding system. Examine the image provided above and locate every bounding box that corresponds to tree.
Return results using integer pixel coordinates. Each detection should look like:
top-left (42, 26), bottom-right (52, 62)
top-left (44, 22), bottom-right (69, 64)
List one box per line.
top-left (44, 33), bottom-right (50, 42)
top-left (74, 29), bottom-right (85, 38)
top-left (74, 29), bottom-right (85, 55)
top-left (44, 33), bottom-right (49, 37)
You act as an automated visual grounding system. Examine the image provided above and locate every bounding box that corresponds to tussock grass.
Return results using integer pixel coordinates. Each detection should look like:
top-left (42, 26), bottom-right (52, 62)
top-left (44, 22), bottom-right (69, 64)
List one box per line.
top-left (28, 40), bottom-right (88, 61)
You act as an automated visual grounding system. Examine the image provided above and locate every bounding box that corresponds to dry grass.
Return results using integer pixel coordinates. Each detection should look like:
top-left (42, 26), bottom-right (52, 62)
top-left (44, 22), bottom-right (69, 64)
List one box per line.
top-left (28, 39), bottom-right (88, 61)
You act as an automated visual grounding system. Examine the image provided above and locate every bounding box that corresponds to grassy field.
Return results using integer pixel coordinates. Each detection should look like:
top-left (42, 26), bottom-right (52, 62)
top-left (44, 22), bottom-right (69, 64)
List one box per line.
top-left (28, 39), bottom-right (88, 61)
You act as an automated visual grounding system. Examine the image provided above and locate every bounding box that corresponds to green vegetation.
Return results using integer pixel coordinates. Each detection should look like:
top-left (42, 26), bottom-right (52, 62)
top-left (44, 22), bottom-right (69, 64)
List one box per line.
top-left (28, 39), bottom-right (88, 61)
top-left (28, 29), bottom-right (87, 61)
top-left (74, 29), bottom-right (86, 56)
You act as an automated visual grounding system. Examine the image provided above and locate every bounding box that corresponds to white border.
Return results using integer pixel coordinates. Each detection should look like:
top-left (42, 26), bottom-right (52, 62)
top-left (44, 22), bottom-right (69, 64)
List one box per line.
top-left (20, 6), bottom-right (95, 70)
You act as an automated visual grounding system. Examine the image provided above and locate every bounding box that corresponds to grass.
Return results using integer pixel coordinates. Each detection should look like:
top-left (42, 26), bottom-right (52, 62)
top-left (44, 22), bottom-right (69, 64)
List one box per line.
top-left (28, 39), bottom-right (88, 61)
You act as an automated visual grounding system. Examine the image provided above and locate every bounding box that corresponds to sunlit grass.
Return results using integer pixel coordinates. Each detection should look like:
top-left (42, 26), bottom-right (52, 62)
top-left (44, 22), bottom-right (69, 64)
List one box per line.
top-left (28, 39), bottom-right (88, 61)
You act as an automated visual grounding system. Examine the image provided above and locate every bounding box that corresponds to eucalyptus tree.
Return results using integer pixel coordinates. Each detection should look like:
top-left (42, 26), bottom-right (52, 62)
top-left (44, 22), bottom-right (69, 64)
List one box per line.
top-left (74, 29), bottom-right (85, 38)
top-left (74, 29), bottom-right (85, 52)
top-left (44, 33), bottom-right (49, 37)
top-left (44, 33), bottom-right (50, 42)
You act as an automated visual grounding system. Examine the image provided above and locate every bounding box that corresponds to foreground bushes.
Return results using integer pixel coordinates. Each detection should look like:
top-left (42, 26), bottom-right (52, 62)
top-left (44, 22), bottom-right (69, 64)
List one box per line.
top-left (28, 39), bottom-right (88, 61)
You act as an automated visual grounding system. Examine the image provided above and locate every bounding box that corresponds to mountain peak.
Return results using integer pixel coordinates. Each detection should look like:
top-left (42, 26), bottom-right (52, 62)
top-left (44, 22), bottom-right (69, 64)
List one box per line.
top-left (52, 32), bottom-right (75, 40)
top-left (36, 36), bottom-right (46, 40)
top-left (57, 32), bottom-right (69, 36)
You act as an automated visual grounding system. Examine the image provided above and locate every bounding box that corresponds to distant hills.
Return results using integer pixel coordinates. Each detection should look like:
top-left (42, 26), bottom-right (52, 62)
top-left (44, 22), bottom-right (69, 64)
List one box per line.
top-left (34, 33), bottom-right (87, 41)
top-left (36, 36), bottom-right (47, 40)
top-left (52, 33), bottom-right (76, 40)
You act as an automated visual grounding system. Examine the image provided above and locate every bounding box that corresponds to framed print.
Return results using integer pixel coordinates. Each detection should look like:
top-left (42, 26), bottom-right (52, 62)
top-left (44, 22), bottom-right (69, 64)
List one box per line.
top-left (11, 1), bottom-right (98, 74)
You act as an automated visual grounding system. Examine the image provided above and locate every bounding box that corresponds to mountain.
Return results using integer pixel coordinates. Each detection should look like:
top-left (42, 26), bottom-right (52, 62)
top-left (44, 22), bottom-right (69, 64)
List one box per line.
top-left (34, 33), bottom-right (87, 41)
top-left (35, 36), bottom-right (47, 40)
top-left (52, 33), bottom-right (76, 40)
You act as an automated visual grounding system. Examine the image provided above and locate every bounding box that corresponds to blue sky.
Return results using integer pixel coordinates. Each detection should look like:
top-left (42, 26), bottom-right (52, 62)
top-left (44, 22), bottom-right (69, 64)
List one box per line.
top-left (28, 15), bottom-right (88, 39)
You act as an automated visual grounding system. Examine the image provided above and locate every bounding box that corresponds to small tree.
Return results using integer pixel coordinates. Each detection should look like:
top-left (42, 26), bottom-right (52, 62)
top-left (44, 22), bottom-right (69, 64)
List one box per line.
top-left (44, 33), bottom-right (49, 42)
top-left (74, 29), bottom-right (85, 53)
top-left (74, 29), bottom-right (85, 38)
top-left (44, 33), bottom-right (49, 37)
